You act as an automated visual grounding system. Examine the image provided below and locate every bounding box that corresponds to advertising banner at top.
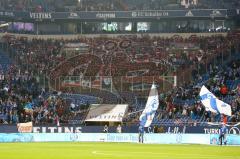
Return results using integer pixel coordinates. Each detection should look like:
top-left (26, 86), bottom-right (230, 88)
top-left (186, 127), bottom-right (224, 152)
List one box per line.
top-left (0, 9), bottom-right (235, 21)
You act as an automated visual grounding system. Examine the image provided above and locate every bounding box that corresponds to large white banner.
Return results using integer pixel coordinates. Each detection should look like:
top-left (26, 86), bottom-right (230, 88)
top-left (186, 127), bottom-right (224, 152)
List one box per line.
top-left (85, 104), bottom-right (128, 122)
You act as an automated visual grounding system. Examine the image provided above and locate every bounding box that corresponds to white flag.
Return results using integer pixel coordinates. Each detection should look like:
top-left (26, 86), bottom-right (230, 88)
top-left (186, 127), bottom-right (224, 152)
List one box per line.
top-left (139, 84), bottom-right (159, 127)
top-left (200, 85), bottom-right (232, 116)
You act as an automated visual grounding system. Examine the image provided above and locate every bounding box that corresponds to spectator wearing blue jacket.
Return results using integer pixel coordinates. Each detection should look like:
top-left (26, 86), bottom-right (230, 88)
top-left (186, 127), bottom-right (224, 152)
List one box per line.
top-left (219, 123), bottom-right (228, 145)
top-left (138, 125), bottom-right (144, 143)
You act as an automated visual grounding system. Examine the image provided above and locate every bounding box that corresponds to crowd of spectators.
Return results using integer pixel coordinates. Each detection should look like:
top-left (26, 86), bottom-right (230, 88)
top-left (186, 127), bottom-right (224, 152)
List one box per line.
top-left (124, 58), bottom-right (240, 126)
top-left (0, 65), bottom-right (94, 125)
top-left (0, 33), bottom-right (240, 125)
top-left (0, 54), bottom-right (91, 124)
top-left (1, 0), bottom-right (240, 12)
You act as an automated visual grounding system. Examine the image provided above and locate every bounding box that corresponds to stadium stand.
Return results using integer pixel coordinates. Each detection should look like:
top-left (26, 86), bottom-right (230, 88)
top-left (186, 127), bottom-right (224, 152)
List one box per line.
top-left (0, 32), bottom-right (240, 125)
top-left (0, 0), bottom-right (240, 127)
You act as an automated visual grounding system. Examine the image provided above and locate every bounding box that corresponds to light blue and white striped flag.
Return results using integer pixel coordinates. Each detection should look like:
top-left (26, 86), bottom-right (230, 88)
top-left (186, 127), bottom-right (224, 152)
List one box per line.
top-left (139, 84), bottom-right (159, 127)
top-left (200, 85), bottom-right (232, 116)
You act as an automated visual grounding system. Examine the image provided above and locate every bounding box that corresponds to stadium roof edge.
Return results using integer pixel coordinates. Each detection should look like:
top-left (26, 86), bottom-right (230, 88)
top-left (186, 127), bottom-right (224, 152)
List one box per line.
top-left (0, 33), bottom-right (227, 40)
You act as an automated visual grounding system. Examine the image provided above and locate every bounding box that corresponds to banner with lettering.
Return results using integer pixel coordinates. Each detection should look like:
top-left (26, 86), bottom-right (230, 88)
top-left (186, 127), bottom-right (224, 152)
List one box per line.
top-left (85, 104), bottom-right (128, 122)
top-left (0, 9), bottom-right (234, 21)
top-left (17, 122), bottom-right (33, 133)
top-left (0, 124), bottom-right (239, 133)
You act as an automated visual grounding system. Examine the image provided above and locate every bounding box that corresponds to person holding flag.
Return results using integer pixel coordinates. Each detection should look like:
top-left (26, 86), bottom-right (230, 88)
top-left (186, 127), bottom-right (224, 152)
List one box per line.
top-left (139, 83), bottom-right (159, 143)
top-left (199, 85), bottom-right (231, 145)
top-left (219, 123), bottom-right (228, 145)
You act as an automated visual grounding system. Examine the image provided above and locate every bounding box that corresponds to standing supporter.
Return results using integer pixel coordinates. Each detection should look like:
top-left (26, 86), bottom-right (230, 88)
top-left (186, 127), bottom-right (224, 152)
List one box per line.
top-left (219, 123), bottom-right (227, 145)
top-left (138, 125), bottom-right (144, 143)
top-left (103, 124), bottom-right (108, 133)
top-left (220, 84), bottom-right (228, 98)
top-left (116, 124), bottom-right (122, 133)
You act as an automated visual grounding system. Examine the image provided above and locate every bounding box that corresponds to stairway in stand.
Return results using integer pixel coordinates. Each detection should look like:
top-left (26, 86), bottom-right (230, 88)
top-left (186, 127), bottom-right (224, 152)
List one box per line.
top-left (0, 50), bottom-right (12, 73)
